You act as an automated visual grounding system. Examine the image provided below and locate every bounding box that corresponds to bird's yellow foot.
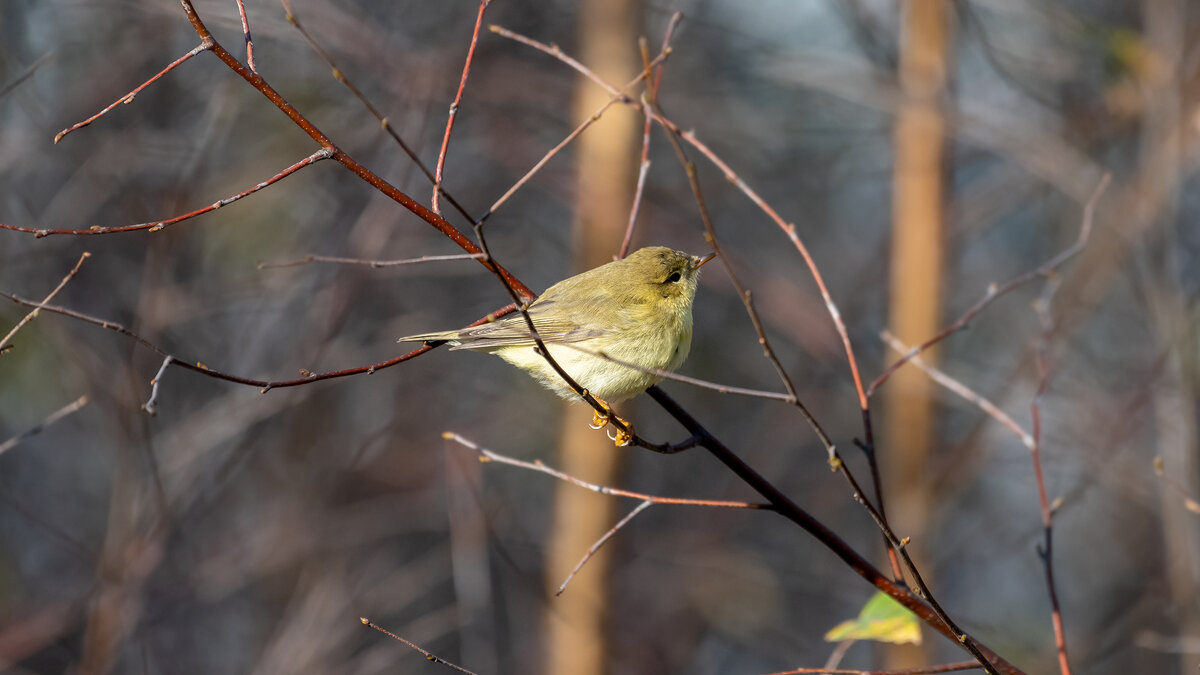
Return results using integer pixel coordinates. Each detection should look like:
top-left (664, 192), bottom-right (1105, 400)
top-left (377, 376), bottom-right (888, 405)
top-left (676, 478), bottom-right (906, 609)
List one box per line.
top-left (586, 397), bottom-right (634, 446)
top-left (607, 422), bottom-right (634, 447)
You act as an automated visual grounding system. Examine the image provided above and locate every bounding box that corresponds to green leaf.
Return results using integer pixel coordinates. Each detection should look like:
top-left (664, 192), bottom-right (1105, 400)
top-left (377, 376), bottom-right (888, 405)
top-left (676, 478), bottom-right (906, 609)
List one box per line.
top-left (824, 591), bottom-right (922, 645)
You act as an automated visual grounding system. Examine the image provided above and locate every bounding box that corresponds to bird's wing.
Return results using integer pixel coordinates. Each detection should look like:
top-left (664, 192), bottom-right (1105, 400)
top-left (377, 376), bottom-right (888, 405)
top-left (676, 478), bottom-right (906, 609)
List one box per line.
top-left (444, 299), bottom-right (603, 350)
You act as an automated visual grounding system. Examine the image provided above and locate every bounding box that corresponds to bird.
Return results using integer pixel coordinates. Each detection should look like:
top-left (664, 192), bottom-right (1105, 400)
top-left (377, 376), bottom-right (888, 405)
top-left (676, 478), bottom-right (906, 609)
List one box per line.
top-left (398, 246), bottom-right (715, 446)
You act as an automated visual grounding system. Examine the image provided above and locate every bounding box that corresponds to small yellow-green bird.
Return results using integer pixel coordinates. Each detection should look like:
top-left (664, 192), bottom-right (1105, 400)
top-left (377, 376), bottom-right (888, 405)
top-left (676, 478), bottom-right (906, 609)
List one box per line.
top-left (398, 246), bottom-right (715, 445)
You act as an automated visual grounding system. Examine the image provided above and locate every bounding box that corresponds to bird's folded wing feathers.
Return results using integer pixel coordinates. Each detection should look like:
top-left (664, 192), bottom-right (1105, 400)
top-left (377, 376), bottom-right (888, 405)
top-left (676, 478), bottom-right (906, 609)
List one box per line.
top-left (399, 300), bottom-right (605, 350)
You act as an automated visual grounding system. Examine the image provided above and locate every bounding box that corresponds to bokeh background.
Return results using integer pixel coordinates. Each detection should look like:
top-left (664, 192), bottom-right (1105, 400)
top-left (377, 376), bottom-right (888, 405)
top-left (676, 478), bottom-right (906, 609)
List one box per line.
top-left (1, 1), bottom-right (1198, 673)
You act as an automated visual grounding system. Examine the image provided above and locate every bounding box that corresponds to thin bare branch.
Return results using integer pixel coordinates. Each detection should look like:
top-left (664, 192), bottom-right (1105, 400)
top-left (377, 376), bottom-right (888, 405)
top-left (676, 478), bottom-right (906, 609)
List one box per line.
top-left (0, 291), bottom-right (517, 391)
top-left (0, 395), bottom-right (89, 456)
top-left (475, 50), bottom-right (670, 226)
top-left (53, 40), bottom-right (213, 144)
top-left (881, 331), bottom-right (1033, 449)
top-left (619, 22), bottom-right (678, 258)
top-left (1031, 274), bottom-right (1071, 675)
top-left (235, 0), bottom-right (255, 72)
top-left (763, 662), bottom-right (982, 675)
top-left (359, 618), bottom-right (478, 675)
top-left (620, 102), bottom-right (653, 259)
top-left (444, 432), bottom-right (767, 509)
top-left (489, 25), bottom-right (625, 96)
top-left (0, 150), bottom-right (331, 237)
top-left (446, 431), bottom-right (765, 596)
top-left (257, 252), bottom-right (486, 270)
top-left (433, 0), bottom-right (491, 214)
top-left (869, 173), bottom-right (1111, 396)
top-left (552, 342), bottom-right (795, 403)
top-left (557, 500), bottom-right (653, 595)
top-left (141, 356), bottom-right (173, 416)
top-left (0, 52), bottom-right (55, 101)
top-left (0, 251), bottom-right (90, 352)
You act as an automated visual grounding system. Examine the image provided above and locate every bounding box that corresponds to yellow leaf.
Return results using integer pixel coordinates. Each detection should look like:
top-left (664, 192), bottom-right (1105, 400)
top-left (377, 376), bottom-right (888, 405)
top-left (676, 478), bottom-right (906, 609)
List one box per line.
top-left (824, 591), bottom-right (922, 645)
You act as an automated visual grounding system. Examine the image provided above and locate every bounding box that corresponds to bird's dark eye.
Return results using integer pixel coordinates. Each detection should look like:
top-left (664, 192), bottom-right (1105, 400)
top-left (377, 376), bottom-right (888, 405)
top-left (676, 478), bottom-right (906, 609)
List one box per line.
top-left (667, 271), bottom-right (682, 283)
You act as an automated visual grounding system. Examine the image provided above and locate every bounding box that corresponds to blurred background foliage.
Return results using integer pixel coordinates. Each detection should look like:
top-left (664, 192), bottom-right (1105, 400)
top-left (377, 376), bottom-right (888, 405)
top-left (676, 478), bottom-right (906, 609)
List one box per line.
top-left (1, 1), bottom-right (1198, 673)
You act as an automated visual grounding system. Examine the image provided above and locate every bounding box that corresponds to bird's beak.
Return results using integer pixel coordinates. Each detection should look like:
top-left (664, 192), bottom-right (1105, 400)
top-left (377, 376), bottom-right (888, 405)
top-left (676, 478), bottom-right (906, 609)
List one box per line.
top-left (694, 251), bottom-right (717, 269)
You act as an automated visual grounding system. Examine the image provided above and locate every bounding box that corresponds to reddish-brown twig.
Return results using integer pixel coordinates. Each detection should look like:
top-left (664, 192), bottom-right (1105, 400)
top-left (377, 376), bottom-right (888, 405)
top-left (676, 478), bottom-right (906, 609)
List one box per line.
top-left (1031, 277), bottom-right (1071, 675)
top-left (359, 617), bottom-right (477, 675)
top-left (53, 41), bottom-right (214, 144)
top-left (235, 0), bottom-right (256, 73)
top-left (0, 251), bottom-right (90, 352)
top-left (0, 395), bottom-right (89, 456)
top-left (0, 150), bottom-right (330, 237)
top-left (433, 0), bottom-right (491, 215)
top-left (257, 252), bottom-right (486, 270)
top-left (763, 662), bottom-right (981, 675)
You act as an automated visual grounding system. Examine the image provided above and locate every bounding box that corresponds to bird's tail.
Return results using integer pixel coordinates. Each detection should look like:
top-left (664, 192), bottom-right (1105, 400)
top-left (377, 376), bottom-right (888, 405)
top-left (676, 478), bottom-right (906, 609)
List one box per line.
top-left (397, 330), bottom-right (461, 345)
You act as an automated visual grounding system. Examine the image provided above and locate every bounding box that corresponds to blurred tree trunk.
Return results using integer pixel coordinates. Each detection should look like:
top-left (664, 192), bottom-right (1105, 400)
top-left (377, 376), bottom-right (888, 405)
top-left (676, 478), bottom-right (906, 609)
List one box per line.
top-left (1141, 3), bottom-right (1200, 674)
top-left (542, 1), bottom-right (638, 673)
top-left (884, 0), bottom-right (951, 668)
